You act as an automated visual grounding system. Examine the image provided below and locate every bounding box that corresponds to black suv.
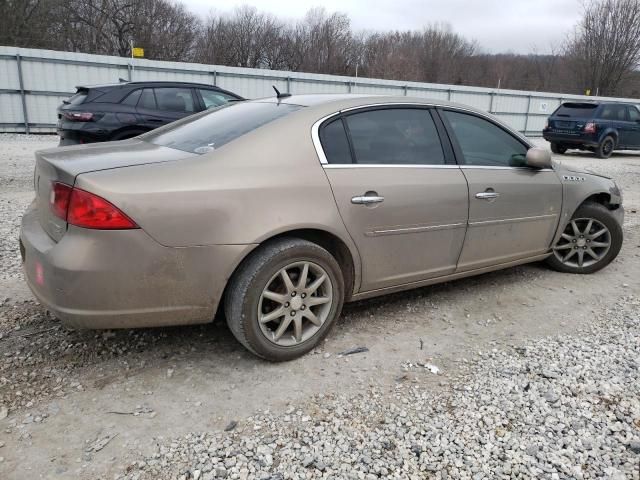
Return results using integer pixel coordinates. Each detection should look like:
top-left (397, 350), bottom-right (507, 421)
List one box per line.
top-left (542, 101), bottom-right (640, 158)
top-left (57, 81), bottom-right (243, 145)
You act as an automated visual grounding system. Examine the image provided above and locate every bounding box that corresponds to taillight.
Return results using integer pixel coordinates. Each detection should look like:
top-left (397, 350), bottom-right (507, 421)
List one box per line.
top-left (62, 112), bottom-right (94, 122)
top-left (50, 182), bottom-right (72, 219)
top-left (50, 182), bottom-right (138, 230)
top-left (584, 122), bottom-right (597, 134)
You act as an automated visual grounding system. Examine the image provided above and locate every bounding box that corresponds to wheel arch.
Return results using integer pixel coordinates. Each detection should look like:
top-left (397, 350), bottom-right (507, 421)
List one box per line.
top-left (222, 228), bottom-right (360, 310)
top-left (109, 126), bottom-right (149, 141)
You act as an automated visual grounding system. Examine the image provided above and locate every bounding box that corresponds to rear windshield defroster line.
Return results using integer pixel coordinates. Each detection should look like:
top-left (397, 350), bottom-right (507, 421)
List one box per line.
top-left (143, 102), bottom-right (303, 154)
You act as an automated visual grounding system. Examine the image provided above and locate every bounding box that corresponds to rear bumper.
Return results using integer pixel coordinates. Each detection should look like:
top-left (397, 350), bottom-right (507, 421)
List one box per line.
top-left (19, 202), bottom-right (255, 329)
top-left (542, 131), bottom-right (599, 147)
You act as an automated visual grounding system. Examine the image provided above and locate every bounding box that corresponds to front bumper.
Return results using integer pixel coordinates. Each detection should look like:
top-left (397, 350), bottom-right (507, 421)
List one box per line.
top-left (20, 202), bottom-right (255, 329)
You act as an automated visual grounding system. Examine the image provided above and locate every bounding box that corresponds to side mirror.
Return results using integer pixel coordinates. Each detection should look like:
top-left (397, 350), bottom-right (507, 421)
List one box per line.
top-left (526, 147), bottom-right (552, 169)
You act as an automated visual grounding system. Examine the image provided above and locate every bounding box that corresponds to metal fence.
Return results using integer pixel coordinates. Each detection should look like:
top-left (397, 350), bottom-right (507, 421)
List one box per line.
top-left (2, 46), bottom-right (640, 136)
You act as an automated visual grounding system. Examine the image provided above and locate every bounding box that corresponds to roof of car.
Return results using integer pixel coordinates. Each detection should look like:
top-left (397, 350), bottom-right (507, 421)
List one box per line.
top-left (254, 93), bottom-right (482, 112)
top-left (76, 81), bottom-right (229, 90)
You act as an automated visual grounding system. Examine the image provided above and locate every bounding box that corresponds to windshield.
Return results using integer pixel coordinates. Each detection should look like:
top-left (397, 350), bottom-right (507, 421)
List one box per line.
top-left (143, 101), bottom-right (303, 154)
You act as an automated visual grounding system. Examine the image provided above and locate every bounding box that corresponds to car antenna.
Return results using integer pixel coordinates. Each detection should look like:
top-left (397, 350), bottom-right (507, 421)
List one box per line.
top-left (273, 85), bottom-right (291, 99)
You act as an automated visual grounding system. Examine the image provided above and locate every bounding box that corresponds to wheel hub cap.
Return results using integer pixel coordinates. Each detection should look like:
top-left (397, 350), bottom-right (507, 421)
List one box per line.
top-left (257, 261), bottom-right (333, 347)
top-left (552, 217), bottom-right (611, 268)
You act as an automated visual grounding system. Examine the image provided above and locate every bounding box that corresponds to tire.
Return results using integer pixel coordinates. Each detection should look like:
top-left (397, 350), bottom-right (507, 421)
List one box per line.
top-left (224, 238), bottom-right (345, 361)
top-left (550, 142), bottom-right (567, 154)
top-left (595, 135), bottom-right (615, 159)
top-left (110, 130), bottom-right (145, 141)
top-left (546, 202), bottom-right (623, 274)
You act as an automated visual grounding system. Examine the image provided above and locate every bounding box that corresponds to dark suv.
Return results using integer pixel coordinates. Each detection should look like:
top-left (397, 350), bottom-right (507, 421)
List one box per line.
top-left (542, 101), bottom-right (640, 158)
top-left (57, 81), bottom-right (243, 145)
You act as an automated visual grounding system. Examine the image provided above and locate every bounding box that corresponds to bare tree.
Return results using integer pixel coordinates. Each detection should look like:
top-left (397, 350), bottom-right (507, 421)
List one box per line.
top-left (565, 0), bottom-right (640, 96)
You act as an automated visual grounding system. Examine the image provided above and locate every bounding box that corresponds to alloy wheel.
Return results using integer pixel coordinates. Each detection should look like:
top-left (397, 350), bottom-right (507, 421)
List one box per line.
top-left (553, 218), bottom-right (611, 268)
top-left (258, 261), bottom-right (333, 346)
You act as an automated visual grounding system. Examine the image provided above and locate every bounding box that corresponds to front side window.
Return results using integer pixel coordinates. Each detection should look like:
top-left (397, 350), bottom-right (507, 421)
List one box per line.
top-left (627, 106), bottom-right (640, 122)
top-left (199, 89), bottom-right (237, 109)
top-left (155, 88), bottom-right (195, 113)
top-left (144, 101), bottom-right (302, 154)
top-left (442, 110), bottom-right (528, 167)
top-left (343, 108), bottom-right (445, 165)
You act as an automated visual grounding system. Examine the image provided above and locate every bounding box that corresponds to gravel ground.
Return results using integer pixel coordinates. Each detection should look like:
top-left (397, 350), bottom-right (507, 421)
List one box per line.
top-left (0, 134), bottom-right (638, 479)
top-left (121, 298), bottom-right (640, 480)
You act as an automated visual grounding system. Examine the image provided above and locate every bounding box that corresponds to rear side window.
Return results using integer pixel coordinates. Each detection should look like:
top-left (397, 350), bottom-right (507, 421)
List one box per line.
top-left (121, 89), bottom-right (141, 106)
top-left (343, 108), bottom-right (445, 165)
top-left (155, 87), bottom-right (195, 113)
top-left (319, 118), bottom-right (352, 164)
top-left (443, 110), bottom-right (528, 167)
top-left (139, 88), bottom-right (156, 109)
top-left (199, 89), bottom-right (237, 109)
top-left (554, 103), bottom-right (597, 119)
top-left (599, 104), bottom-right (627, 121)
top-left (144, 101), bottom-right (303, 154)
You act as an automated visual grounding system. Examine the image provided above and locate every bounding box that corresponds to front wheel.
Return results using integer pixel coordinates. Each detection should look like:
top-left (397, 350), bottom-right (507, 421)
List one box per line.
top-left (596, 136), bottom-right (615, 159)
top-left (546, 202), bottom-right (623, 274)
top-left (225, 238), bottom-right (344, 361)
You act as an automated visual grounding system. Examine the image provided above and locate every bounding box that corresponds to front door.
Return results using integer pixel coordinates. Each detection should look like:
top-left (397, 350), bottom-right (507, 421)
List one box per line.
top-left (438, 109), bottom-right (562, 272)
top-left (623, 105), bottom-right (640, 148)
top-left (318, 107), bottom-right (469, 292)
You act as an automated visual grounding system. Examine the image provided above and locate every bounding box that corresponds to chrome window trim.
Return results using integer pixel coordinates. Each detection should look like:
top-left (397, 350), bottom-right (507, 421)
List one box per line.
top-left (310, 101), bottom-right (535, 167)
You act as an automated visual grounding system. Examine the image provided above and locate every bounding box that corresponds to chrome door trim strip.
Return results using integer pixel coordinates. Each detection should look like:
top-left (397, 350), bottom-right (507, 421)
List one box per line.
top-left (366, 222), bottom-right (466, 237)
top-left (460, 165), bottom-right (554, 172)
top-left (468, 213), bottom-right (558, 227)
top-left (322, 164), bottom-right (461, 169)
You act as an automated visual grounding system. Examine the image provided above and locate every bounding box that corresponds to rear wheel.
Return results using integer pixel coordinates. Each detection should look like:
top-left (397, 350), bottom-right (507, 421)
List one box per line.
top-left (224, 238), bottom-right (344, 361)
top-left (550, 142), bottom-right (567, 154)
top-left (546, 202), bottom-right (622, 274)
top-left (596, 135), bottom-right (615, 159)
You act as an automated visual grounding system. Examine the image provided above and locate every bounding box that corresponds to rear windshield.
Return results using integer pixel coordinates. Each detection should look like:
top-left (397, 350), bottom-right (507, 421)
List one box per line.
top-left (144, 102), bottom-right (303, 154)
top-left (553, 103), bottom-right (597, 119)
top-left (65, 91), bottom-right (88, 106)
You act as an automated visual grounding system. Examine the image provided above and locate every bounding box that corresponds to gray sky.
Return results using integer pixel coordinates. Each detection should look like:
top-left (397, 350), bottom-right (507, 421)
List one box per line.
top-left (184, 0), bottom-right (583, 54)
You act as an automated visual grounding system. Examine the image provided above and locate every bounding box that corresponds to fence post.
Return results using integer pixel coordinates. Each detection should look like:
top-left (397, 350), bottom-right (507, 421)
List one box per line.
top-left (404, 85), bottom-right (408, 96)
top-left (286, 77), bottom-right (291, 93)
top-left (347, 81), bottom-right (352, 93)
top-left (15, 54), bottom-right (30, 134)
top-left (524, 95), bottom-right (532, 135)
top-left (127, 63), bottom-right (132, 81)
top-left (447, 89), bottom-right (452, 101)
top-left (211, 70), bottom-right (217, 86)
top-left (489, 91), bottom-right (495, 114)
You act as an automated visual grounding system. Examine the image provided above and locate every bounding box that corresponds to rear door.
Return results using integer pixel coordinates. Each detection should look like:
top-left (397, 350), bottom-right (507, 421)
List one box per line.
top-left (135, 87), bottom-right (197, 128)
top-left (318, 106), bottom-right (469, 292)
top-left (439, 109), bottom-right (562, 272)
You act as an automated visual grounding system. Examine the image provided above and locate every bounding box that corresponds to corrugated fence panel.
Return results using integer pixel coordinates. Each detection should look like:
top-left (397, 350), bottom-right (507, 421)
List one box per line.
top-left (3, 45), bottom-right (640, 136)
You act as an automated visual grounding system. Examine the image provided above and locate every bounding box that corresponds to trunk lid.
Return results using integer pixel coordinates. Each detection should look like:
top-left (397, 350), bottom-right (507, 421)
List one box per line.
top-left (35, 139), bottom-right (196, 241)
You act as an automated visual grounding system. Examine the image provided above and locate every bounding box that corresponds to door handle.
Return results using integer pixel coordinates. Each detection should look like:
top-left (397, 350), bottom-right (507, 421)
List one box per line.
top-left (475, 191), bottom-right (500, 200)
top-left (351, 195), bottom-right (385, 205)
